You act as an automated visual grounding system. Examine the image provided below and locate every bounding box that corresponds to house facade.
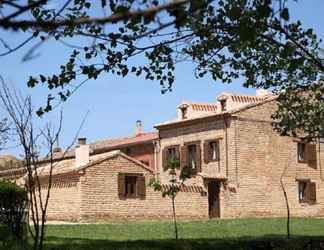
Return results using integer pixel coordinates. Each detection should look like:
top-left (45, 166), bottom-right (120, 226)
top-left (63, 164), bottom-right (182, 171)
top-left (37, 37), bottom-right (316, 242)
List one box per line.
top-left (156, 92), bottom-right (323, 218)
top-left (1, 90), bottom-right (324, 221)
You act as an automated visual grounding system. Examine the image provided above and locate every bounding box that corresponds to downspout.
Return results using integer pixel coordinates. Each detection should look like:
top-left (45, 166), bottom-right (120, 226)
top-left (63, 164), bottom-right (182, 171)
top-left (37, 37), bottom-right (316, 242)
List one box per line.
top-left (222, 114), bottom-right (229, 178)
top-left (234, 116), bottom-right (239, 186)
top-left (153, 139), bottom-right (160, 180)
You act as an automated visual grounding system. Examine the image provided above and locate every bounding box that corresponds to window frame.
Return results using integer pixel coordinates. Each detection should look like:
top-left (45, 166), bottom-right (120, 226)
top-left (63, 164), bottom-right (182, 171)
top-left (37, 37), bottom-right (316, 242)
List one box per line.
top-left (209, 140), bottom-right (220, 162)
top-left (124, 175), bottom-right (138, 199)
top-left (118, 173), bottom-right (146, 199)
top-left (297, 142), bottom-right (306, 163)
top-left (187, 144), bottom-right (198, 171)
top-left (298, 180), bottom-right (308, 203)
top-left (297, 180), bottom-right (317, 204)
top-left (167, 147), bottom-right (177, 162)
top-left (163, 145), bottom-right (180, 171)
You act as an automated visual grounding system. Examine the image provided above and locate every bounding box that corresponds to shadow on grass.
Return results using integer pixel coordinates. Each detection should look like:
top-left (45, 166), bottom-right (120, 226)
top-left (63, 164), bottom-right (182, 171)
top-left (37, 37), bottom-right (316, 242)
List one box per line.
top-left (40, 235), bottom-right (324, 250)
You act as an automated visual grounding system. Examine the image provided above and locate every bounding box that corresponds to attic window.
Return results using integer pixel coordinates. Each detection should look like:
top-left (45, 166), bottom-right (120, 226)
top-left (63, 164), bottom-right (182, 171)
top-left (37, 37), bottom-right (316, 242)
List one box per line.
top-left (220, 100), bottom-right (227, 111)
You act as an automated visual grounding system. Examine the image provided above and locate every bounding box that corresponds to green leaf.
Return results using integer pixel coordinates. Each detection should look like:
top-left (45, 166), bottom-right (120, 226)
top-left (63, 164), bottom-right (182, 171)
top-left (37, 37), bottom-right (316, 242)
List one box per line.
top-left (281, 8), bottom-right (289, 21)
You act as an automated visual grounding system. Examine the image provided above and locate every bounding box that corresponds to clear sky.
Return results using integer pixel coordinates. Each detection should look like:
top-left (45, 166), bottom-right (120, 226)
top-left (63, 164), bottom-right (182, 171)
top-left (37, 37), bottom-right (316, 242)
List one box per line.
top-left (0, 0), bottom-right (323, 156)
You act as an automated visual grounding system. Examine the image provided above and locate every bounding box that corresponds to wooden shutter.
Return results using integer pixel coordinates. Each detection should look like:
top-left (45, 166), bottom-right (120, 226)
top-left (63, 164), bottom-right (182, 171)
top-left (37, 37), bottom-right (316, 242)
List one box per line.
top-left (175, 145), bottom-right (180, 161)
top-left (162, 147), bottom-right (168, 171)
top-left (309, 182), bottom-right (317, 203)
top-left (137, 175), bottom-right (146, 199)
top-left (216, 140), bottom-right (220, 161)
top-left (204, 141), bottom-right (210, 164)
top-left (196, 142), bottom-right (201, 173)
top-left (118, 173), bottom-right (125, 198)
top-left (307, 144), bottom-right (317, 168)
top-left (180, 145), bottom-right (187, 170)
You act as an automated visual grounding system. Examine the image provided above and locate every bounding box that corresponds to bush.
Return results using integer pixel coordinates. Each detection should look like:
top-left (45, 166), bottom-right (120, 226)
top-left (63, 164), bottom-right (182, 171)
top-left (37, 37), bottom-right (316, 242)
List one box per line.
top-left (0, 180), bottom-right (27, 241)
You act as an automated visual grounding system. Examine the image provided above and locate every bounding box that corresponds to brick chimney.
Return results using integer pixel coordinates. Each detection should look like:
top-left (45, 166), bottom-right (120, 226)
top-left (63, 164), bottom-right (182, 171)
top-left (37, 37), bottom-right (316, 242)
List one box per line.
top-left (75, 137), bottom-right (89, 167)
top-left (135, 120), bottom-right (143, 136)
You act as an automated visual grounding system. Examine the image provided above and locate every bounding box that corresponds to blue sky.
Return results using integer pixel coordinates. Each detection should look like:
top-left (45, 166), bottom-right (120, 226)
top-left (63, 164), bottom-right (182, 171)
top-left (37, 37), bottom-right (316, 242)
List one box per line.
top-left (0, 0), bottom-right (323, 156)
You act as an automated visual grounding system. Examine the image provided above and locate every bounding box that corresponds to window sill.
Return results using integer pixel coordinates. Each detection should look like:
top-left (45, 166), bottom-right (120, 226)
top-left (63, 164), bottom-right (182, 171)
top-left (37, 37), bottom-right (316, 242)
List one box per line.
top-left (299, 201), bottom-right (317, 205)
top-left (208, 159), bottom-right (220, 163)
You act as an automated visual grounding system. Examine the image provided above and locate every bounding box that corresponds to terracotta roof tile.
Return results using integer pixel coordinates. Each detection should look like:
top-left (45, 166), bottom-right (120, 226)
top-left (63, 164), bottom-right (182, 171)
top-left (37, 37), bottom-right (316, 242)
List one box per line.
top-left (231, 94), bottom-right (268, 103)
top-left (43, 131), bottom-right (158, 161)
top-left (190, 103), bottom-right (218, 112)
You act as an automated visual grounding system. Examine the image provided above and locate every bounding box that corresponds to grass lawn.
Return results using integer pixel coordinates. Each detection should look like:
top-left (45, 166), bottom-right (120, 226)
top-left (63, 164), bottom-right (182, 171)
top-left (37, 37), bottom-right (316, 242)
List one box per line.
top-left (3, 218), bottom-right (324, 250)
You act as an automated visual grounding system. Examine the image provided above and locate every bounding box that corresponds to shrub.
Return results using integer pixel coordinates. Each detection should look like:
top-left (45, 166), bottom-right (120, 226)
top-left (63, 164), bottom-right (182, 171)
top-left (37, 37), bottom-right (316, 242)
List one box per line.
top-left (0, 179), bottom-right (27, 241)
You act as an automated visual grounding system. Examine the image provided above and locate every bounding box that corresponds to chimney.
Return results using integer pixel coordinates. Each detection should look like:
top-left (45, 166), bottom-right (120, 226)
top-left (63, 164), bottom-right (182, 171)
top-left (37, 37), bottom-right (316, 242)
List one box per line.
top-left (256, 89), bottom-right (270, 97)
top-left (53, 137), bottom-right (62, 153)
top-left (75, 137), bottom-right (89, 167)
top-left (135, 120), bottom-right (143, 136)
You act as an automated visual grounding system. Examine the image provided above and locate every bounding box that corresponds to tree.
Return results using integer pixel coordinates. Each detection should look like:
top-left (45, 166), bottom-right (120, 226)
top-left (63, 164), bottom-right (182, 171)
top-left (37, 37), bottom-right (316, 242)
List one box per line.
top-left (150, 157), bottom-right (191, 240)
top-left (0, 79), bottom-right (83, 250)
top-left (0, 0), bottom-right (323, 139)
top-left (0, 179), bottom-right (27, 245)
top-left (0, 118), bottom-right (9, 151)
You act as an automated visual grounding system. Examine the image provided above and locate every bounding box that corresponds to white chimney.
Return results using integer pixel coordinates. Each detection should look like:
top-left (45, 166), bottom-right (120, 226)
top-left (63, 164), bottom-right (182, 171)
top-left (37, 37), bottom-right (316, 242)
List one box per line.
top-left (75, 137), bottom-right (89, 167)
top-left (256, 89), bottom-right (270, 97)
top-left (135, 120), bottom-right (143, 136)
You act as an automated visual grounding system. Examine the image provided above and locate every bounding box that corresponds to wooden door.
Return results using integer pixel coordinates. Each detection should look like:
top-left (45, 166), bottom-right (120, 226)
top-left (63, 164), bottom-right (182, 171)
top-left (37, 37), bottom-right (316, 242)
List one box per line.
top-left (208, 181), bottom-right (220, 218)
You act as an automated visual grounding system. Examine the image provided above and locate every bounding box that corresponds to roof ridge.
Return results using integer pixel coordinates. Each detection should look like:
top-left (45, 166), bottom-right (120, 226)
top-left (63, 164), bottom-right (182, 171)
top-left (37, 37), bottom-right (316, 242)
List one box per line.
top-left (90, 131), bottom-right (158, 146)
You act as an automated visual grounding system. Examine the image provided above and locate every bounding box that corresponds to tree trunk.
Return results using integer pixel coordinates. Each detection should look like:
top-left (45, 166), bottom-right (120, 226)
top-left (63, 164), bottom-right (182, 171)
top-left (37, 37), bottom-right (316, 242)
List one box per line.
top-left (171, 196), bottom-right (178, 240)
top-left (280, 179), bottom-right (290, 239)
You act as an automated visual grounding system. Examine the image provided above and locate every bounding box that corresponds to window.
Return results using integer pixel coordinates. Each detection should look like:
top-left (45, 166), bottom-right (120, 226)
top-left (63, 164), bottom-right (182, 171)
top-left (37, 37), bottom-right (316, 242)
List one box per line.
top-left (210, 141), bottom-right (220, 161)
top-left (162, 145), bottom-right (180, 170)
top-left (125, 175), bottom-right (137, 198)
top-left (298, 180), bottom-right (316, 203)
top-left (204, 140), bottom-right (220, 163)
top-left (298, 181), bottom-right (307, 202)
top-left (297, 143), bottom-right (306, 162)
top-left (118, 173), bottom-right (146, 199)
top-left (188, 144), bottom-right (197, 170)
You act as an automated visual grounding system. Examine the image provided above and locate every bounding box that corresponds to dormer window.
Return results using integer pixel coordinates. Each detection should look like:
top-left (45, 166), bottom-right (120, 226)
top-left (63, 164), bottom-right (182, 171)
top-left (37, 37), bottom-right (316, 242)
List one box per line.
top-left (220, 100), bottom-right (227, 111)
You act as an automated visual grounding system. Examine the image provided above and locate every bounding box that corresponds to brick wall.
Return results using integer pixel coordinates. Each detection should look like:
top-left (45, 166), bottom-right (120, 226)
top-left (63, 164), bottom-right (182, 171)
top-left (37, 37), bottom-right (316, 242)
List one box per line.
top-left (38, 173), bottom-right (81, 221)
top-left (80, 154), bottom-right (208, 221)
top-left (158, 118), bottom-right (226, 186)
top-left (158, 99), bottom-right (324, 219)
top-left (223, 100), bottom-right (324, 218)
top-left (121, 143), bottom-right (155, 170)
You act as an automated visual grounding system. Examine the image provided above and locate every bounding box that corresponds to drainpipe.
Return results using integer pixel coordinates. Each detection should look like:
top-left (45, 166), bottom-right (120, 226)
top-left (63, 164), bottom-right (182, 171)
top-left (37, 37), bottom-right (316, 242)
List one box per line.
top-left (153, 139), bottom-right (160, 179)
top-left (222, 114), bottom-right (229, 177)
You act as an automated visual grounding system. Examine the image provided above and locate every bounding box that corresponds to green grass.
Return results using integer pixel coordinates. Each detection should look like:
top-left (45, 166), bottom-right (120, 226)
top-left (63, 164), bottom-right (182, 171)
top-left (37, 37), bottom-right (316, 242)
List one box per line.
top-left (3, 218), bottom-right (324, 250)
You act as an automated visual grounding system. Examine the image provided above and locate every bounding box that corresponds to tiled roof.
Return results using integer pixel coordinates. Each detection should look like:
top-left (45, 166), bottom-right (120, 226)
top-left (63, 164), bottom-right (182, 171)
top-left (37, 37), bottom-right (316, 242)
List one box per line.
top-left (43, 131), bottom-right (158, 162)
top-left (190, 103), bottom-right (218, 112)
top-left (155, 95), bottom-right (277, 128)
top-left (91, 131), bottom-right (158, 152)
top-left (35, 150), bottom-right (153, 177)
top-left (230, 94), bottom-right (268, 103)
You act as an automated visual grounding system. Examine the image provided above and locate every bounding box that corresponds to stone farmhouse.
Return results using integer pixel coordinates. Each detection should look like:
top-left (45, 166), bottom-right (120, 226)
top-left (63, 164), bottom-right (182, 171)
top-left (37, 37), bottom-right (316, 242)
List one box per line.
top-left (1, 90), bottom-right (324, 221)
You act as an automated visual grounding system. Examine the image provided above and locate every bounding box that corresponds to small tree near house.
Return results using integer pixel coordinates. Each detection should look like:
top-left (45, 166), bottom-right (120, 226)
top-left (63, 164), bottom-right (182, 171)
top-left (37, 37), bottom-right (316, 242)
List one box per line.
top-left (150, 157), bottom-right (192, 240)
